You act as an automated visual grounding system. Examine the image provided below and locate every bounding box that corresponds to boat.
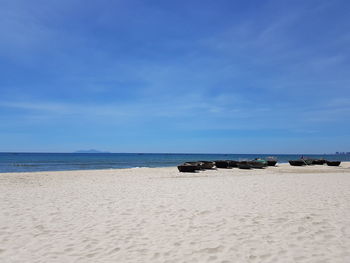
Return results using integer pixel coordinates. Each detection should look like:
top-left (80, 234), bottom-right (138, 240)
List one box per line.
top-left (214, 160), bottom-right (230, 168)
top-left (326, 161), bottom-right (341, 166)
top-left (267, 160), bottom-right (277, 166)
top-left (177, 164), bottom-right (199, 172)
top-left (248, 160), bottom-right (266, 169)
top-left (302, 159), bottom-right (314, 165)
top-left (184, 162), bottom-right (202, 169)
top-left (312, 159), bottom-right (327, 165)
top-left (265, 156), bottom-right (278, 166)
top-left (253, 158), bottom-right (268, 167)
top-left (198, 161), bottom-right (215, 169)
top-left (227, 160), bottom-right (239, 168)
top-left (237, 161), bottom-right (251, 169)
top-left (289, 160), bottom-right (306, 166)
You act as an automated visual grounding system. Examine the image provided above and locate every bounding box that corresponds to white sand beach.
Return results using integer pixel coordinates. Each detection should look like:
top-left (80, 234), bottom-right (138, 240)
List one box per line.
top-left (1, 163), bottom-right (350, 263)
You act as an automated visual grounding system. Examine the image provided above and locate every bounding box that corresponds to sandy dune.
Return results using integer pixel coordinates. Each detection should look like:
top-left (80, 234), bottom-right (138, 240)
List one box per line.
top-left (1, 163), bottom-right (350, 263)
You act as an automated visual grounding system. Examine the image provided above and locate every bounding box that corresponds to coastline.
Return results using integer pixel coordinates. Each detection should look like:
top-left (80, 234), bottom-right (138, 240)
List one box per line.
top-left (2, 152), bottom-right (350, 173)
top-left (1, 160), bottom-right (350, 174)
top-left (1, 163), bottom-right (350, 262)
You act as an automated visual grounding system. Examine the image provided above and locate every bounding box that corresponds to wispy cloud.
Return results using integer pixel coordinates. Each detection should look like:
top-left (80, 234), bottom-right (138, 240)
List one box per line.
top-left (0, 0), bottom-right (349, 152)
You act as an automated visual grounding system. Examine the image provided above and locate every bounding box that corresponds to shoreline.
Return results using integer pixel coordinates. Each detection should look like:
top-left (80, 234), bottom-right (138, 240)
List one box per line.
top-left (2, 152), bottom-right (350, 174)
top-left (1, 161), bottom-right (350, 175)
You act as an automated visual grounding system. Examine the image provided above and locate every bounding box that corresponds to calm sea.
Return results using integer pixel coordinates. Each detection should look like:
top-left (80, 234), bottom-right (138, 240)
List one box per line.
top-left (0, 153), bottom-right (349, 173)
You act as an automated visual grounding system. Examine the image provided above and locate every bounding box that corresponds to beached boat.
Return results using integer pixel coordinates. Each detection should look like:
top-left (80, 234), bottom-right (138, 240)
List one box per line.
top-left (326, 161), bottom-right (341, 166)
top-left (265, 156), bottom-right (278, 166)
top-left (253, 158), bottom-right (269, 167)
top-left (177, 164), bottom-right (198, 172)
top-left (227, 160), bottom-right (239, 168)
top-left (248, 160), bottom-right (266, 169)
top-left (303, 159), bottom-right (314, 165)
top-left (178, 161), bottom-right (203, 172)
top-left (214, 160), bottom-right (230, 168)
top-left (312, 159), bottom-right (327, 165)
top-left (267, 160), bottom-right (277, 166)
top-left (237, 161), bottom-right (251, 169)
top-left (289, 160), bottom-right (306, 166)
top-left (184, 162), bottom-right (202, 170)
top-left (198, 161), bottom-right (215, 169)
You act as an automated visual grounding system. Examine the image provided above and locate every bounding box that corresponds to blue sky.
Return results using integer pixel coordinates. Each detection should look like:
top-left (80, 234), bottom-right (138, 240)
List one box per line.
top-left (0, 0), bottom-right (349, 153)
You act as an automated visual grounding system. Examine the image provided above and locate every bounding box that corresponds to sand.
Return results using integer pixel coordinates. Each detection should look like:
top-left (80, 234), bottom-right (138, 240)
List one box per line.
top-left (1, 163), bottom-right (350, 263)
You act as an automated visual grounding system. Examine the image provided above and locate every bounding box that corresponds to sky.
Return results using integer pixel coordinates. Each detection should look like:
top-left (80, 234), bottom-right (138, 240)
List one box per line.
top-left (0, 0), bottom-right (350, 154)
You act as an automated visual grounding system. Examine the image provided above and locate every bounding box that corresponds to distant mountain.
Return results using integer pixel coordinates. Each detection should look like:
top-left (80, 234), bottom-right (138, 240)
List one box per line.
top-left (74, 149), bottom-right (110, 154)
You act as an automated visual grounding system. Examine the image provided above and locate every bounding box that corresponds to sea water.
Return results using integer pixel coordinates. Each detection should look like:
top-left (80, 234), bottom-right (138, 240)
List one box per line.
top-left (0, 152), bottom-right (349, 173)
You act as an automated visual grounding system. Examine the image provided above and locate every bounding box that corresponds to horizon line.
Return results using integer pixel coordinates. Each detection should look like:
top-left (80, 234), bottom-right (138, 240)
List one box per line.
top-left (0, 151), bottom-right (337, 155)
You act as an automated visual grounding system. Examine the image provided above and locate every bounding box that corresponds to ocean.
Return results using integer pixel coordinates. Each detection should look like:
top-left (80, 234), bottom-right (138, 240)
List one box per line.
top-left (1, 152), bottom-right (349, 173)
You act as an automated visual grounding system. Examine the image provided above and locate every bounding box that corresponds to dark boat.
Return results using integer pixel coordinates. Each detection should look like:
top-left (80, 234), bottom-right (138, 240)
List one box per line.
top-left (303, 159), bottom-right (314, 165)
top-left (267, 160), bottom-right (277, 166)
top-left (266, 156), bottom-right (278, 166)
top-left (214, 160), bottom-right (230, 168)
top-left (289, 160), bottom-right (306, 166)
top-left (312, 159), bottom-right (327, 165)
top-left (248, 160), bottom-right (266, 169)
top-left (253, 158), bottom-right (268, 167)
top-left (237, 161), bottom-right (251, 169)
top-left (326, 161), bottom-right (341, 166)
top-left (177, 164), bottom-right (198, 172)
top-left (227, 160), bottom-right (239, 168)
top-left (184, 162), bottom-right (202, 170)
top-left (198, 161), bottom-right (215, 169)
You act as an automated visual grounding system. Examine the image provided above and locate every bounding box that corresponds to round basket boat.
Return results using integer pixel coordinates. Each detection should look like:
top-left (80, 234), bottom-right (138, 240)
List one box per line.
top-left (248, 161), bottom-right (266, 169)
top-left (312, 159), bottom-right (327, 165)
top-left (177, 164), bottom-right (198, 173)
top-left (214, 160), bottom-right (230, 168)
top-left (326, 161), bottom-right (341, 166)
top-left (198, 161), bottom-right (215, 169)
top-left (237, 161), bottom-right (251, 169)
top-left (267, 160), bottom-right (277, 166)
top-left (289, 160), bottom-right (306, 166)
top-left (227, 160), bottom-right (239, 168)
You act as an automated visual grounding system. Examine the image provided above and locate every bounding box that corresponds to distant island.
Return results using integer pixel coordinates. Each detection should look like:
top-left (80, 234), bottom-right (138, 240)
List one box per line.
top-left (74, 149), bottom-right (110, 154)
top-left (335, 152), bottom-right (350, 155)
